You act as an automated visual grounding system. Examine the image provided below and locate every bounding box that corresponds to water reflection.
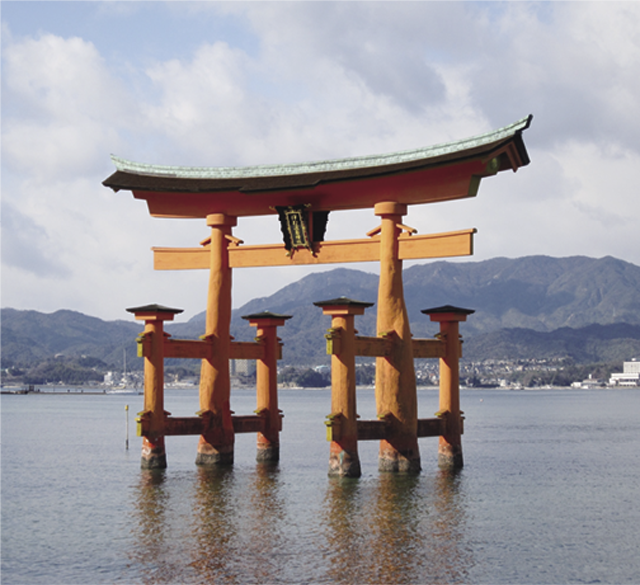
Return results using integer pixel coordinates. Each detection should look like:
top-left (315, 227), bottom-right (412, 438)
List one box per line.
top-left (129, 470), bottom-right (183, 584)
top-left (129, 465), bottom-right (472, 584)
top-left (429, 470), bottom-right (474, 584)
top-left (322, 470), bottom-right (473, 584)
top-left (188, 463), bottom-right (287, 584)
top-left (244, 464), bottom-right (287, 582)
top-left (188, 466), bottom-right (240, 583)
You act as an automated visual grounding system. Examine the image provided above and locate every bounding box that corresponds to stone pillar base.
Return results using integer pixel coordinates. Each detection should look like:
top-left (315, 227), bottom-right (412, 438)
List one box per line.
top-left (328, 448), bottom-right (361, 478)
top-left (141, 438), bottom-right (167, 469)
top-left (438, 441), bottom-right (463, 470)
top-left (195, 445), bottom-right (234, 466)
top-left (378, 440), bottom-right (421, 473)
top-left (141, 453), bottom-right (167, 470)
top-left (256, 444), bottom-right (280, 463)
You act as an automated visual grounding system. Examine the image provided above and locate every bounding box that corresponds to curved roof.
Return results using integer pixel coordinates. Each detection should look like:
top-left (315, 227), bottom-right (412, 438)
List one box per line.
top-left (103, 115), bottom-right (532, 218)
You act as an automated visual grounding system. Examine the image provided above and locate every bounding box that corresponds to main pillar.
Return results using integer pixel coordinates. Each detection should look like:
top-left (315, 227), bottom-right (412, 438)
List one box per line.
top-left (374, 202), bottom-right (420, 473)
top-left (242, 311), bottom-right (292, 462)
top-left (196, 213), bottom-right (237, 466)
top-left (127, 304), bottom-right (183, 469)
top-left (422, 305), bottom-right (474, 470)
top-left (315, 298), bottom-right (374, 477)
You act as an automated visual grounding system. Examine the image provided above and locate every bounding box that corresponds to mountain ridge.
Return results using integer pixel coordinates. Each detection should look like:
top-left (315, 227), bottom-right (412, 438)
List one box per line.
top-left (3, 255), bottom-right (640, 368)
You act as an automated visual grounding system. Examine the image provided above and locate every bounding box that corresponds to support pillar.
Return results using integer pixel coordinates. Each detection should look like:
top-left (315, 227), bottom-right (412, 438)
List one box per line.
top-left (126, 304), bottom-right (183, 469)
top-left (422, 305), bottom-right (474, 470)
top-left (315, 297), bottom-right (374, 477)
top-left (374, 202), bottom-right (420, 473)
top-left (196, 213), bottom-right (237, 466)
top-left (242, 311), bottom-right (292, 462)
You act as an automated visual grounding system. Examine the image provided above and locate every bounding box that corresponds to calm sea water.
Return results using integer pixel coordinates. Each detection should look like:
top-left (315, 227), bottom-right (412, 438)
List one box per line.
top-left (2, 387), bottom-right (639, 584)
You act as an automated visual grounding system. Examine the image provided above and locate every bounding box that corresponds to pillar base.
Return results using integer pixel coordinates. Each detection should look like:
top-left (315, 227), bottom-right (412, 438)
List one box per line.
top-left (141, 453), bottom-right (167, 469)
top-left (328, 447), bottom-right (361, 478)
top-left (256, 444), bottom-right (280, 463)
top-left (141, 438), bottom-right (167, 469)
top-left (195, 444), bottom-right (234, 466)
top-left (378, 440), bottom-right (421, 473)
top-left (438, 442), bottom-right (463, 470)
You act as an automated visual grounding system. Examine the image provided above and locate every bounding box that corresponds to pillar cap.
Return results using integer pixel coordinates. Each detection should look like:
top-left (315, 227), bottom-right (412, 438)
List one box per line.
top-left (421, 304), bottom-right (474, 322)
top-left (126, 304), bottom-right (183, 321)
top-left (313, 297), bottom-right (374, 309)
top-left (374, 201), bottom-right (407, 216)
top-left (241, 310), bottom-right (292, 321)
top-left (314, 297), bottom-right (374, 316)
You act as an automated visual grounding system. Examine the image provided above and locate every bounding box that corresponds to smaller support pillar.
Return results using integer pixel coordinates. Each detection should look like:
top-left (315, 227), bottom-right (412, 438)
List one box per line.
top-left (421, 305), bottom-right (474, 470)
top-left (127, 304), bottom-right (183, 469)
top-left (242, 311), bottom-right (292, 463)
top-left (314, 297), bottom-right (374, 478)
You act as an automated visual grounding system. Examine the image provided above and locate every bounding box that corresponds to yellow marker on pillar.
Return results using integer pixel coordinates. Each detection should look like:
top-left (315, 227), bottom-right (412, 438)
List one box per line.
top-left (422, 305), bottom-right (474, 470)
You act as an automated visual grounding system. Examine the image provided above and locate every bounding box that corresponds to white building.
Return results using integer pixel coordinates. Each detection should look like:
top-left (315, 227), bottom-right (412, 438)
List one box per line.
top-left (609, 359), bottom-right (640, 387)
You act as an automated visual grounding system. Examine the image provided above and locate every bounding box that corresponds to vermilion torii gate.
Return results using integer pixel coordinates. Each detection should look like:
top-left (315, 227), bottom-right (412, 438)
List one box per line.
top-left (104, 115), bottom-right (532, 474)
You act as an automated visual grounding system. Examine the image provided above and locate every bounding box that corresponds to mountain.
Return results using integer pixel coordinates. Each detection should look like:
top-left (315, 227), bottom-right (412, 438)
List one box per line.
top-left (403, 255), bottom-right (640, 334)
top-left (1, 308), bottom-right (140, 369)
top-left (3, 255), bottom-right (640, 368)
top-left (463, 323), bottom-right (640, 362)
top-left (194, 255), bottom-right (640, 363)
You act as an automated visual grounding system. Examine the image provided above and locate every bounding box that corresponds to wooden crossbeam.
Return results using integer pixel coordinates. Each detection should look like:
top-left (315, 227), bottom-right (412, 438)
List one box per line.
top-left (164, 416), bottom-right (203, 436)
top-left (146, 415), bottom-right (267, 437)
top-left (357, 419), bottom-right (389, 440)
top-left (140, 338), bottom-right (267, 360)
top-left (149, 415), bottom-right (449, 439)
top-left (354, 336), bottom-right (392, 357)
top-left (327, 335), bottom-right (449, 359)
top-left (153, 229), bottom-right (476, 270)
top-left (412, 339), bottom-right (446, 359)
top-left (164, 339), bottom-right (210, 359)
top-left (417, 417), bottom-right (446, 437)
top-left (230, 341), bottom-right (270, 360)
top-left (356, 417), bottom-right (447, 440)
top-left (232, 415), bottom-right (267, 434)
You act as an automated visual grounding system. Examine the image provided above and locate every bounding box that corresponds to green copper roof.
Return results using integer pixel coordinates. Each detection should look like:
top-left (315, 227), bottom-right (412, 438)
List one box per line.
top-left (110, 116), bottom-right (532, 180)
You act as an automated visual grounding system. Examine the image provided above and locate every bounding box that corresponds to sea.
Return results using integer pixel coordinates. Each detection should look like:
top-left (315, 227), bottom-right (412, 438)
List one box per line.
top-left (1, 386), bottom-right (639, 585)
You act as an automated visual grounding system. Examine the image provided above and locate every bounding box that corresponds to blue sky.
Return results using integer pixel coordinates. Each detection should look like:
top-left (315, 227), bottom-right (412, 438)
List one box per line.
top-left (2, 1), bottom-right (640, 321)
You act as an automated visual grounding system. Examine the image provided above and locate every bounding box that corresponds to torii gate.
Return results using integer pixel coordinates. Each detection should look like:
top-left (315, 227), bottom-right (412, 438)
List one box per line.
top-left (104, 115), bottom-right (532, 474)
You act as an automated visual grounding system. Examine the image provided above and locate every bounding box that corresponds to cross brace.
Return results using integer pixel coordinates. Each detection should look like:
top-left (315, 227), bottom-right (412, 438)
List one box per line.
top-left (153, 228), bottom-right (476, 270)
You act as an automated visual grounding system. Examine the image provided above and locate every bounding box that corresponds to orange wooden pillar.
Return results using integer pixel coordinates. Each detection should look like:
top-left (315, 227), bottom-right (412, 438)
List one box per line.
top-left (242, 311), bottom-right (292, 462)
top-left (127, 304), bottom-right (183, 469)
top-left (315, 297), bottom-right (373, 477)
top-left (374, 202), bottom-right (420, 473)
top-left (196, 213), bottom-right (237, 466)
top-left (422, 305), bottom-right (474, 470)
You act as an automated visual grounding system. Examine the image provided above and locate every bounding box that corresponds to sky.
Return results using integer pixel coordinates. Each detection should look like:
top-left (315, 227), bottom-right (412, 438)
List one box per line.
top-left (2, 1), bottom-right (640, 323)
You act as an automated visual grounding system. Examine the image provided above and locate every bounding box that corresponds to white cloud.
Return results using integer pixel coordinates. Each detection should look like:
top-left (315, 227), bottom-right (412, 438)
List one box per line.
top-left (1, 200), bottom-right (71, 278)
top-left (3, 33), bottom-right (133, 180)
top-left (1, 2), bottom-right (639, 322)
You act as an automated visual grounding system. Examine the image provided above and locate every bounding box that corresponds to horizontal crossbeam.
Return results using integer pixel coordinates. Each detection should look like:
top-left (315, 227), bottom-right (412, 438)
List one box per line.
top-left (355, 417), bottom-right (448, 441)
top-left (153, 229), bottom-right (476, 270)
top-left (357, 419), bottom-right (389, 441)
top-left (354, 336), bottom-right (393, 357)
top-left (412, 339), bottom-right (446, 359)
top-left (146, 415), bottom-right (268, 437)
top-left (325, 334), bottom-right (452, 359)
top-left (140, 337), bottom-right (273, 361)
top-left (417, 417), bottom-right (447, 437)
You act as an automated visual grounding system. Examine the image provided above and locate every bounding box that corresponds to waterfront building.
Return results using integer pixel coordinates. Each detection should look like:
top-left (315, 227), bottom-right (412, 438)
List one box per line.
top-left (608, 359), bottom-right (640, 387)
